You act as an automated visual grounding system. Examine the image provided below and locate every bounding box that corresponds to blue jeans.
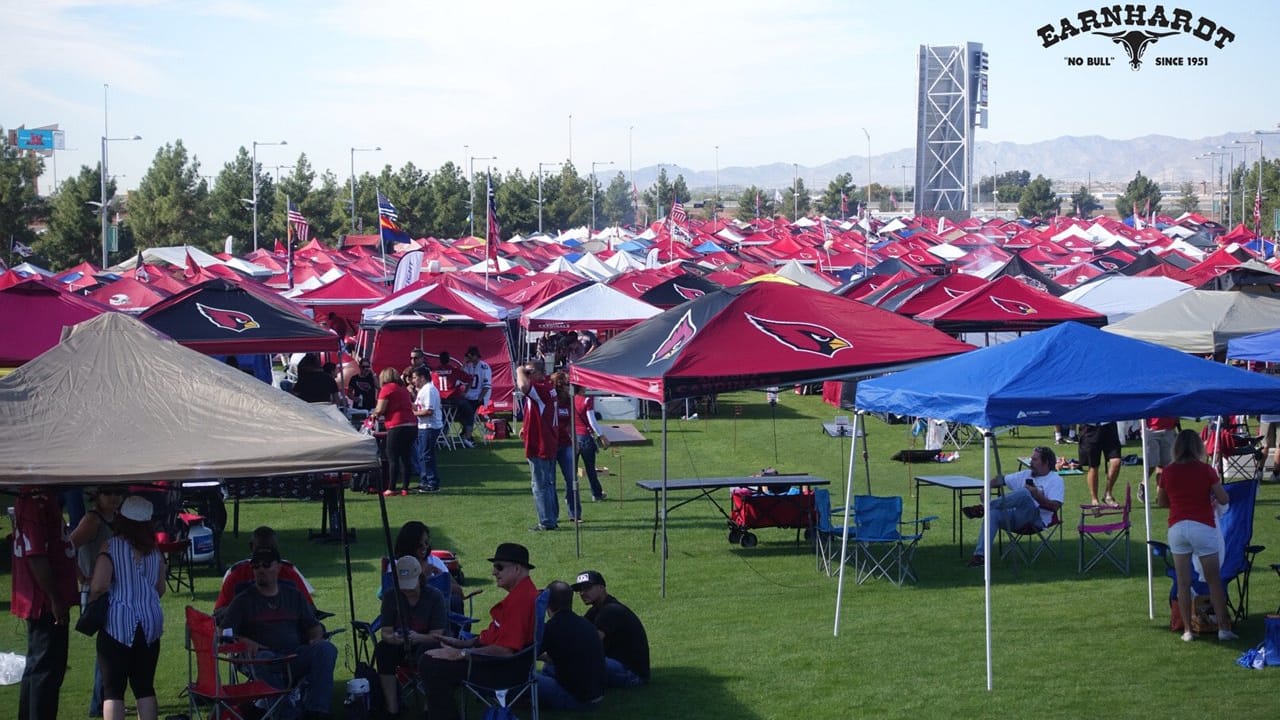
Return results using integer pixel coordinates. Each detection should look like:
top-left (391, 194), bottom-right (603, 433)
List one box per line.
top-left (417, 427), bottom-right (442, 489)
top-left (556, 444), bottom-right (580, 520)
top-left (974, 487), bottom-right (1043, 557)
top-left (576, 435), bottom-right (605, 499)
top-left (254, 641), bottom-right (337, 716)
top-left (537, 665), bottom-right (602, 711)
top-left (605, 657), bottom-right (646, 688)
top-left (529, 457), bottom-right (559, 528)
top-left (412, 431), bottom-right (425, 478)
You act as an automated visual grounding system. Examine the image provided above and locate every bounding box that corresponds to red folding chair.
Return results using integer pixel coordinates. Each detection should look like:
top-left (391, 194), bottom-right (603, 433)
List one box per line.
top-left (185, 605), bottom-right (295, 720)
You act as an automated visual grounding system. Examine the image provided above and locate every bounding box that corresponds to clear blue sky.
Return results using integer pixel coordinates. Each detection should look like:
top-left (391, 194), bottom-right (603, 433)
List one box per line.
top-left (5, 0), bottom-right (1276, 192)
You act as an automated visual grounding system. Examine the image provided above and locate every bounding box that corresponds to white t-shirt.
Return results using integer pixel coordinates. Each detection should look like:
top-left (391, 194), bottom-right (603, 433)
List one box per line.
top-left (1004, 468), bottom-right (1064, 528)
top-left (415, 384), bottom-right (444, 430)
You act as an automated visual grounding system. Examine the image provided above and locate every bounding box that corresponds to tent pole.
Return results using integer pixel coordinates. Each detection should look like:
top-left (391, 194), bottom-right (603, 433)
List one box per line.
top-left (660, 402), bottom-right (668, 598)
top-left (833, 411), bottom-right (861, 636)
top-left (571, 381), bottom-right (582, 558)
top-left (1141, 423), bottom-right (1154, 620)
top-left (982, 431), bottom-right (993, 692)
top-left (339, 479), bottom-right (358, 662)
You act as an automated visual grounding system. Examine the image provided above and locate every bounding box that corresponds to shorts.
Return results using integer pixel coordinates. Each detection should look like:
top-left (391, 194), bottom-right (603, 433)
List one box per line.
top-left (1167, 519), bottom-right (1221, 557)
top-left (1262, 421), bottom-right (1279, 448)
top-left (1144, 428), bottom-right (1175, 468)
top-left (1078, 423), bottom-right (1122, 468)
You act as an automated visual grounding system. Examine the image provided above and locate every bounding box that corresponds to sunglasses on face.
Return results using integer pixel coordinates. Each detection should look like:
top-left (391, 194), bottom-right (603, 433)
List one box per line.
top-left (492, 563), bottom-right (509, 572)
top-left (251, 560), bottom-right (277, 569)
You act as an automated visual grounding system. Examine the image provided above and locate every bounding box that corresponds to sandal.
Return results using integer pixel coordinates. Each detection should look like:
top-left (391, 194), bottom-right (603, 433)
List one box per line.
top-left (1103, 494), bottom-right (1119, 507)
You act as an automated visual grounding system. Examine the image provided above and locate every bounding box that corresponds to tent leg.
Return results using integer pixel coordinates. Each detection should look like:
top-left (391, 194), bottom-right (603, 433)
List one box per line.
top-left (981, 432), bottom-right (993, 692)
top-left (833, 411), bottom-right (862, 636)
top-left (660, 404), bottom-right (668, 598)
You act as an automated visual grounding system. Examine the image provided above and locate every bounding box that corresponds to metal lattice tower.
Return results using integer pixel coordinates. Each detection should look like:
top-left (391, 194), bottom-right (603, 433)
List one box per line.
top-left (915, 42), bottom-right (987, 219)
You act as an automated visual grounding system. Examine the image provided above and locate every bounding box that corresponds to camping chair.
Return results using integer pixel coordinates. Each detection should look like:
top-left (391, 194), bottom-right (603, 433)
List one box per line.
top-left (1078, 483), bottom-right (1132, 574)
top-left (1149, 478), bottom-right (1264, 626)
top-left (999, 510), bottom-right (1063, 566)
top-left (461, 588), bottom-right (550, 720)
top-left (812, 489), bottom-right (855, 577)
top-left (849, 495), bottom-right (935, 586)
top-left (159, 537), bottom-right (195, 599)
top-left (185, 605), bottom-right (294, 720)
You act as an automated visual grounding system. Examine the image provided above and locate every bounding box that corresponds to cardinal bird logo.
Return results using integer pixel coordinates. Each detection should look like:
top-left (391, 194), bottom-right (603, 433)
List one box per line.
top-left (673, 283), bottom-right (705, 300)
top-left (413, 312), bottom-right (446, 323)
top-left (1098, 260), bottom-right (1119, 271)
top-left (745, 314), bottom-right (852, 357)
top-left (196, 303), bottom-right (260, 332)
top-left (989, 296), bottom-right (1037, 315)
top-left (632, 283), bottom-right (653, 294)
top-left (647, 309), bottom-right (698, 366)
top-left (943, 287), bottom-right (968, 299)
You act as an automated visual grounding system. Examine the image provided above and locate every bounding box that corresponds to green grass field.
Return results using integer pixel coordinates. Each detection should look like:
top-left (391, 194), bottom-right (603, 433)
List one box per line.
top-left (2, 390), bottom-right (1277, 719)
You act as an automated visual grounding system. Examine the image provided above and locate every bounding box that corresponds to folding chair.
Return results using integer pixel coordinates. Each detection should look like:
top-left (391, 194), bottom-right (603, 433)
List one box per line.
top-left (812, 489), bottom-right (854, 577)
top-left (1078, 483), bottom-right (1132, 574)
top-left (159, 538), bottom-right (195, 599)
top-left (1149, 478), bottom-right (1263, 626)
top-left (185, 605), bottom-right (294, 720)
top-left (461, 589), bottom-right (550, 719)
top-left (849, 495), bottom-right (936, 586)
top-left (999, 511), bottom-right (1062, 566)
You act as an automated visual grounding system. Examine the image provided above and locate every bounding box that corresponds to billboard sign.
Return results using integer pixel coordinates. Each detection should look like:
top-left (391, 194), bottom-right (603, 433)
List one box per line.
top-left (14, 128), bottom-right (65, 153)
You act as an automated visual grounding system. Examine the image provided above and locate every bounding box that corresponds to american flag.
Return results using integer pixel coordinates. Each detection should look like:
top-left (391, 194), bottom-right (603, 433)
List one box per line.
top-left (133, 250), bottom-right (150, 283)
top-left (486, 172), bottom-right (501, 262)
top-left (669, 198), bottom-right (687, 225)
top-left (755, 190), bottom-right (760, 218)
top-left (287, 200), bottom-right (311, 245)
top-left (1254, 190), bottom-right (1262, 231)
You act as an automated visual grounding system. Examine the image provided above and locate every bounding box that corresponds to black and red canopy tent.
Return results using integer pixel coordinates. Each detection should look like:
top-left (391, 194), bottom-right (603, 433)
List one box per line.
top-left (141, 278), bottom-right (338, 354)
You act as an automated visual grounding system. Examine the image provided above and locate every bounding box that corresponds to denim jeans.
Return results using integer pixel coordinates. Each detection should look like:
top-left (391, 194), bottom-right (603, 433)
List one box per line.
top-left (576, 434), bottom-right (605, 499)
top-left (536, 667), bottom-right (601, 711)
top-left (254, 641), bottom-right (338, 715)
top-left (417, 426), bottom-right (442, 489)
top-left (604, 657), bottom-right (646, 688)
top-left (556, 444), bottom-right (580, 520)
top-left (974, 487), bottom-right (1043, 557)
top-left (529, 457), bottom-right (559, 528)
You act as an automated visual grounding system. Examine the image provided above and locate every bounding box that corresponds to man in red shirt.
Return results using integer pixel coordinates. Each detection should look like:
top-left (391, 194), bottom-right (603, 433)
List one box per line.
top-left (518, 364), bottom-right (560, 530)
top-left (420, 543), bottom-right (538, 720)
top-left (213, 526), bottom-right (316, 619)
top-left (12, 488), bottom-right (78, 720)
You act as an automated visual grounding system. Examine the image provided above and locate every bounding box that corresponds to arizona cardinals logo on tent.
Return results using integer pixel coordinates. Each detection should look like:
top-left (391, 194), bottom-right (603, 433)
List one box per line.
top-left (745, 314), bottom-right (852, 357)
top-left (631, 283), bottom-right (653, 294)
top-left (943, 287), bottom-right (968, 299)
top-left (1098, 260), bottom-right (1119, 271)
top-left (674, 284), bottom-right (705, 301)
top-left (196, 303), bottom-right (260, 332)
top-left (647, 309), bottom-right (697, 366)
top-left (989, 296), bottom-right (1036, 315)
top-left (413, 312), bottom-right (446, 323)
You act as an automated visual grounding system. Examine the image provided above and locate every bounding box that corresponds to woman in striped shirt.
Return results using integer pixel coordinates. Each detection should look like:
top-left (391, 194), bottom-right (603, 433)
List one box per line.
top-left (87, 495), bottom-right (167, 720)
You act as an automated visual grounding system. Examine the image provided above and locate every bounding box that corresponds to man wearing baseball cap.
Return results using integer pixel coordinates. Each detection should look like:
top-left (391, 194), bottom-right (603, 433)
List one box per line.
top-left (421, 542), bottom-right (538, 720)
top-left (572, 570), bottom-right (650, 687)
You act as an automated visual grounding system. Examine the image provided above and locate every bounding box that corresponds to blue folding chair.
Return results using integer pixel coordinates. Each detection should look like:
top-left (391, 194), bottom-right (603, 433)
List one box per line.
top-left (461, 588), bottom-right (550, 720)
top-left (812, 489), bottom-right (855, 576)
top-left (850, 495), bottom-right (936, 586)
top-left (1149, 478), bottom-right (1264, 626)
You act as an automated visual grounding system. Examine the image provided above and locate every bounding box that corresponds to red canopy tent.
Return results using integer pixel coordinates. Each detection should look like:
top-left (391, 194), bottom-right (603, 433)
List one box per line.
top-left (0, 277), bottom-right (112, 366)
top-left (86, 276), bottom-right (172, 313)
top-left (914, 275), bottom-right (1107, 334)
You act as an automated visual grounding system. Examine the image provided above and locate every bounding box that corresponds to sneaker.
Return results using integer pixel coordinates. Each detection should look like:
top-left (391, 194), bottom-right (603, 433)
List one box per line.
top-left (1137, 483), bottom-right (1146, 503)
top-left (381, 489), bottom-right (394, 497)
top-left (961, 505), bottom-right (984, 519)
top-left (400, 489), bottom-right (409, 496)
top-left (592, 493), bottom-right (607, 502)
top-left (529, 524), bottom-right (557, 532)
top-left (461, 437), bottom-right (475, 448)
top-left (966, 555), bottom-right (984, 568)
top-left (1218, 629), bottom-right (1238, 641)
top-left (1181, 631), bottom-right (1195, 642)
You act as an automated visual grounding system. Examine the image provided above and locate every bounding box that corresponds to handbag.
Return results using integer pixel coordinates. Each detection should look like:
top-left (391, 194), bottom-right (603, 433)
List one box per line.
top-left (75, 593), bottom-right (109, 637)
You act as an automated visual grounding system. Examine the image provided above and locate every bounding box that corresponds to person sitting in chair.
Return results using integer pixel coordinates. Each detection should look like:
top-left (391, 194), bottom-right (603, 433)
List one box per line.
top-left (214, 526), bottom-right (315, 619)
top-left (376, 556), bottom-right (449, 719)
top-left (419, 543), bottom-right (538, 720)
top-left (962, 446), bottom-right (1064, 568)
top-left (221, 546), bottom-right (337, 720)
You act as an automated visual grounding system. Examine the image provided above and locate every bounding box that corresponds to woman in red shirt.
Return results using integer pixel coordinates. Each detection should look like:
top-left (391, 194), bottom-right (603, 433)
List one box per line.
top-left (1157, 429), bottom-right (1233, 642)
top-left (372, 368), bottom-right (417, 496)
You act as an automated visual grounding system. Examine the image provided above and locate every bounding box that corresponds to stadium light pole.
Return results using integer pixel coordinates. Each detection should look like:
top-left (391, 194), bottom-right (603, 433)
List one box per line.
top-left (469, 155), bottom-right (496, 236)
top-left (591, 161), bottom-right (615, 234)
top-left (100, 134), bottom-right (141, 268)
top-left (349, 146), bottom-right (381, 233)
top-left (251, 139), bottom-right (287, 252)
top-left (537, 161), bottom-right (562, 235)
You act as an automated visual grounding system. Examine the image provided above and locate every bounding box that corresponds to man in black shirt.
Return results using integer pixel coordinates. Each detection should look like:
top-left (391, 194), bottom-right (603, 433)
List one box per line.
top-left (223, 547), bottom-right (337, 720)
top-left (572, 570), bottom-right (650, 687)
top-left (346, 360), bottom-right (378, 410)
top-left (536, 581), bottom-right (605, 711)
top-left (292, 354), bottom-right (339, 404)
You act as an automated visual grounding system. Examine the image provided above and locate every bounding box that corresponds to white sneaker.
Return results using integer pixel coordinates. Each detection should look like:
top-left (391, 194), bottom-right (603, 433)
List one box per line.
top-left (1181, 631), bottom-right (1195, 642)
top-left (1218, 629), bottom-right (1238, 641)
top-left (461, 437), bottom-right (475, 448)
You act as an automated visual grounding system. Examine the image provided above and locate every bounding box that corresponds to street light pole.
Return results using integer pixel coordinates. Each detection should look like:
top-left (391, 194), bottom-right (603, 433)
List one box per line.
top-left (251, 140), bottom-right (287, 251)
top-left (1218, 146), bottom-right (1241, 226)
top-left (350, 146), bottom-right (382, 232)
top-left (861, 128), bottom-right (871, 218)
top-left (468, 155), bottom-right (496, 236)
top-left (537, 161), bottom-right (562, 235)
top-left (714, 145), bottom-right (720, 228)
top-left (793, 163), bottom-right (799, 219)
top-left (100, 134), bottom-right (141, 268)
top-left (591, 161), bottom-right (615, 234)
top-left (992, 160), bottom-right (998, 213)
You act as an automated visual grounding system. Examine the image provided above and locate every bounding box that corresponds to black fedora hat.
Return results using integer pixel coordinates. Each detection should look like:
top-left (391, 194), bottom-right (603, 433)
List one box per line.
top-left (487, 542), bottom-right (535, 569)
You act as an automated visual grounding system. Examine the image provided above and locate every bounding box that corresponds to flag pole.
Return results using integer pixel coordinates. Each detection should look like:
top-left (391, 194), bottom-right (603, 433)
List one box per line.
top-left (376, 183), bottom-right (388, 285)
top-left (285, 195), bottom-right (294, 290)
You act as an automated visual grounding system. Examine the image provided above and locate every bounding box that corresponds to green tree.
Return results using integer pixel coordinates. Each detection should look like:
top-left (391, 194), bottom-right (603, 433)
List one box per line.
top-left (426, 162), bottom-right (469, 238)
top-left (0, 130), bottom-right (46, 267)
top-left (496, 169), bottom-right (538, 236)
top-left (40, 165), bottom-right (108, 268)
top-left (1240, 158), bottom-right (1280, 235)
top-left (1068, 186), bottom-right (1102, 218)
top-left (780, 178), bottom-right (810, 219)
top-left (735, 185), bottom-right (774, 221)
top-left (269, 154), bottom-right (317, 242)
top-left (1115, 171), bottom-right (1161, 218)
top-left (546, 162), bottom-right (589, 231)
top-left (641, 168), bottom-right (674, 223)
top-left (304, 170), bottom-right (345, 243)
top-left (129, 139), bottom-right (208, 250)
top-left (671, 174), bottom-right (691, 205)
top-left (1173, 182), bottom-right (1200, 215)
top-left (601, 172), bottom-right (635, 227)
top-left (817, 173), bottom-right (855, 217)
top-left (206, 147), bottom-right (255, 254)
top-left (1017, 174), bottom-right (1061, 218)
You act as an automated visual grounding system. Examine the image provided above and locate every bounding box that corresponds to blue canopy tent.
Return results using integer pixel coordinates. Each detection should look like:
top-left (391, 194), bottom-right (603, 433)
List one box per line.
top-left (1227, 328), bottom-right (1280, 362)
top-left (840, 321), bottom-right (1280, 690)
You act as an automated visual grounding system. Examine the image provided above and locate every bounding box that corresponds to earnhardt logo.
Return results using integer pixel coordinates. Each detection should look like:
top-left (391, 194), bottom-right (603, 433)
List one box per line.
top-left (1037, 5), bottom-right (1234, 70)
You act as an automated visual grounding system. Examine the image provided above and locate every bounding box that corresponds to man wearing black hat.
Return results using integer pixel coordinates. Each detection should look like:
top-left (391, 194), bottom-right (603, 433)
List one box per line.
top-left (420, 543), bottom-right (539, 720)
top-left (572, 570), bottom-right (650, 687)
top-left (222, 546), bottom-right (337, 720)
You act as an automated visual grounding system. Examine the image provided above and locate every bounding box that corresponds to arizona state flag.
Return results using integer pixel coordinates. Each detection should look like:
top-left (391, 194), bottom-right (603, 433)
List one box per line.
top-left (378, 192), bottom-right (411, 251)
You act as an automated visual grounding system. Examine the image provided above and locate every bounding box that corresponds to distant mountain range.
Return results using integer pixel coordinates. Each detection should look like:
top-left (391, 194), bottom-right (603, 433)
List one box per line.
top-left (633, 131), bottom-right (1267, 194)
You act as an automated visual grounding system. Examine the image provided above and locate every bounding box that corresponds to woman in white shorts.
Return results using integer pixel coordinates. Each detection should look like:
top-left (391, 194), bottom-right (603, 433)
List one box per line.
top-left (1157, 430), bottom-right (1233, 642)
